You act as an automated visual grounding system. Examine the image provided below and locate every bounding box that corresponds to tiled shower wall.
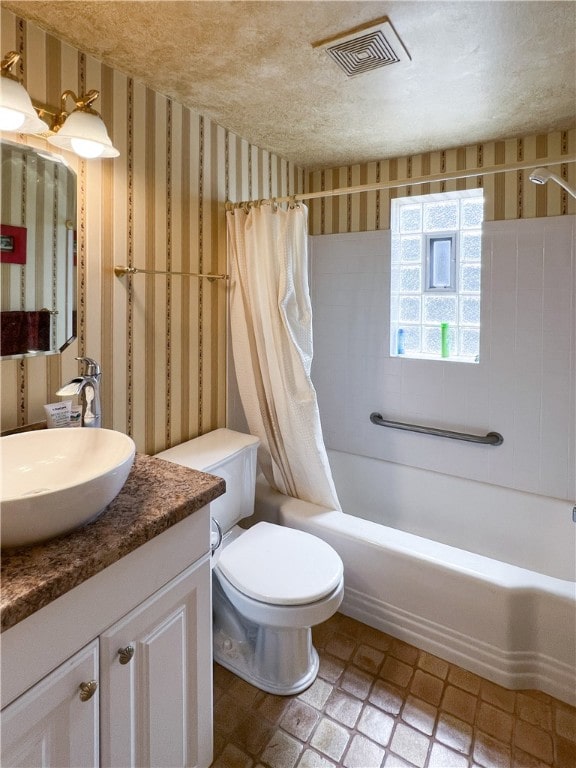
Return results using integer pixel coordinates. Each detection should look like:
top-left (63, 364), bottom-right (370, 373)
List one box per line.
top-left (0, 9), bottom-right (303, 452)
top-left (310, 215), bottom-right (576, 501)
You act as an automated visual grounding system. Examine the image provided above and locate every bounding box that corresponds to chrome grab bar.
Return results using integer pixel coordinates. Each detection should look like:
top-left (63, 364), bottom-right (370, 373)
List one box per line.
top-left (370, 412), bottom-right (503, 446)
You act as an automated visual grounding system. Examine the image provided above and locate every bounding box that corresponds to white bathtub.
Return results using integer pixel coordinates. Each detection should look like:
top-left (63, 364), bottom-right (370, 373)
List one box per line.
top-left (253, 450), bottom-right (576, 706)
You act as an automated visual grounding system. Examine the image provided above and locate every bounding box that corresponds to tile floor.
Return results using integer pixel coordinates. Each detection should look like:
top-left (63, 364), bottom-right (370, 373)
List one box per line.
top-left (211, 613), bottom-right (576, 768)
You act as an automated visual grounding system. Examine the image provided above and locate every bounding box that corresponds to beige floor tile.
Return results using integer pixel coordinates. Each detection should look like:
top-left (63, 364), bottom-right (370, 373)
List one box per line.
top-left (318, 654), bottom-right (346, 684)
top-left (325, 689), bottom-right (363, 728)
top-left (210, 613), bottom-right (575, 768)
top-left (401, 694), bottom-right (437, 736)
top-left (417, 652), bottom-right (449, 680)
top-left (352, 644), bottom-right (385, 675)
top-left (340, 665), bottom-right (374, 699)
top-left (476, 701), bottom-right (514, 742)
top-left (555, 704), bottom-right (576, 742)
top-left (261, 730), bottom-right (303, 768)
top-left (555, 734), bottom-right (576, 768)
top-left (356, 704), bottom-right (395, 747)
top-left (310, 717), bottom-right (351, 762)
top-left (516, 692), bottom-right (553, 731)
top-left (480, 680), bottom-right (516, 713)
top-left (441, 684), bottom-right (478, 724)
top-left (513, 719), bottom-right (554, 763)
top-left (297, 748), bottom-right (337, 767)
top-left (473, 730), bottom-right (512, 768)
top-left (435, 711), bottom-right (473, 755)
top-left (299, 678), bottom-right (334, 710)
top-left (368, 680), bottom-right (405, 715)
top-left (342, 733), bottom-right (385, 767)
top-left (380, 656), bottom-right (414, 689)
top-left (428, 741), bottom-right (469, 767)
top-left (389, 722), bottom-right (431, 767)
top-left (447, 665), bottom-right (482, 695)
top-left (389, 639), bottom-right (419, 666)
top-left (409, 669), bottom-right (444, 707)
top-left (280, 699), bottom-right (320, 741)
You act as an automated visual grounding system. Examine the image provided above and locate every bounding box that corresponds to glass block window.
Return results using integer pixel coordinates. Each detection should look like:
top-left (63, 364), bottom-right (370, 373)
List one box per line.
top-left (390, 189), bottom-right (484, 362)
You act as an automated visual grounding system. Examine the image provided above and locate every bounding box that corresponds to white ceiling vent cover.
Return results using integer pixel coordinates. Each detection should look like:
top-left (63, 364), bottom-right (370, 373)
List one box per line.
top-left (314, 17), bottom-right (411, 78)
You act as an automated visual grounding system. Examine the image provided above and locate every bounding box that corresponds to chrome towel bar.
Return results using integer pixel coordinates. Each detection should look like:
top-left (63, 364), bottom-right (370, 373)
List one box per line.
top-left (369, 412), bottom-right (503, 446)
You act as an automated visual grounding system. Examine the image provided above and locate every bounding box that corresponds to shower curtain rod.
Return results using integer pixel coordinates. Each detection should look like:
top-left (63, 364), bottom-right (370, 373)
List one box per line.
top-left (225, 155), bottom-right (576, 209)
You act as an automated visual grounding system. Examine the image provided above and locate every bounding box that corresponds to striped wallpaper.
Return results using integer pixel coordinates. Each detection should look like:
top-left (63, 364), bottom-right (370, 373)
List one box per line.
top-left (0, 9), bottom-right (304, 453)
top-left (1, 9), bottom-right (574, 454)
top-left (307, 129), bottom-right (576, 235)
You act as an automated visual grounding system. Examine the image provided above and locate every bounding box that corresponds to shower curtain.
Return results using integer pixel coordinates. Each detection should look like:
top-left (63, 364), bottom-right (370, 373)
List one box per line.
top-left (227, 202), bottom-right (341, 511)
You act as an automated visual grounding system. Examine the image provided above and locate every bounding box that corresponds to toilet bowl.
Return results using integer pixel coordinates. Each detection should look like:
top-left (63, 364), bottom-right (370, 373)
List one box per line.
top-left (156, 428), bottom-right (344, 694)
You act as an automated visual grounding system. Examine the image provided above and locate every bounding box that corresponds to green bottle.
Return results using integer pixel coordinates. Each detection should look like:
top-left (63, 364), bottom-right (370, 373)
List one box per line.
top-left (441, 323), bottom-right (449, 358)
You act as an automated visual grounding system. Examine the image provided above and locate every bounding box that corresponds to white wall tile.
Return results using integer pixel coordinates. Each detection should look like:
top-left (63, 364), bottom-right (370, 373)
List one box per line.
top-left (310, 216), bottom-right (575, 501)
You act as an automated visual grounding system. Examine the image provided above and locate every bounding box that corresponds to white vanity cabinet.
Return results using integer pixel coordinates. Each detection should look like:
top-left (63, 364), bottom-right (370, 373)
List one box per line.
top-left (1, 504), bottom-right (214, 768)
top-left (100, 560), bottom-right (211, 768)
top-left (1, 640), bottom-right (100, 768)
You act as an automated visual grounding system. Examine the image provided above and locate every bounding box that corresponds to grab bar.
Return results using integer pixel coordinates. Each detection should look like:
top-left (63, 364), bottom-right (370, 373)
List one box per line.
top-left (369, 412), bottom-right (504, 446)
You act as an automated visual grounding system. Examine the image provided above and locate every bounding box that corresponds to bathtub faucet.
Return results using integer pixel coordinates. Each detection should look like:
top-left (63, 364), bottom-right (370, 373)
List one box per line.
top-left (56, 357), bottom-right (102, 427)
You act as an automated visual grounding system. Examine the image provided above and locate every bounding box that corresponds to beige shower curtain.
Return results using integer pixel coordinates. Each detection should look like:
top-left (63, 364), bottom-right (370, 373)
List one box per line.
top-left (227, 203), bottom-right (341, 511)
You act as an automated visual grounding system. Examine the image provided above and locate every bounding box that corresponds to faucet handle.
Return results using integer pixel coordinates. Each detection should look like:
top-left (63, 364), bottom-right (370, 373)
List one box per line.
top-left (76, 357), bottom-right (101, 376)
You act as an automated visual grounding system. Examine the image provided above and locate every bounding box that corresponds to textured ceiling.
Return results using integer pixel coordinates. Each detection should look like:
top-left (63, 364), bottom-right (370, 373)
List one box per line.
top-left (4, 0), bottom-right (576, 170)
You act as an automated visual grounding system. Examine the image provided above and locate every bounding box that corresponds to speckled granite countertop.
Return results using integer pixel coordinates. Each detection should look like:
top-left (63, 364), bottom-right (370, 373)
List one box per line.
top-left (1, 454), bottom-right (225, 633)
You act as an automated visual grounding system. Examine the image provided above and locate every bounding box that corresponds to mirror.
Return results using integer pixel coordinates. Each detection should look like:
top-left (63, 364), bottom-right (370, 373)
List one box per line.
top-left (1, 139), bottom-right (76, 359)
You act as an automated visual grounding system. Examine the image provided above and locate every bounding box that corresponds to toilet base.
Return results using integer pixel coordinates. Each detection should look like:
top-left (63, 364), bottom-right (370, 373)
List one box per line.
top-left (213, 624), bottom-right (320, 695)
top-left (212, 574), bottom-right (326, 695)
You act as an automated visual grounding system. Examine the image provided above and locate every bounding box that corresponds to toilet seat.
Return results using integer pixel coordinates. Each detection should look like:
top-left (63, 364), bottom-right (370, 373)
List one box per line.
top-left (217, 522), bottom-right (343, 606)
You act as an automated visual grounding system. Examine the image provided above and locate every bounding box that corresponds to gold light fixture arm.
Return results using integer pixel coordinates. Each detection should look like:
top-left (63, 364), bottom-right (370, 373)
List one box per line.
top-left (1, 51), bottom-right (20, 79)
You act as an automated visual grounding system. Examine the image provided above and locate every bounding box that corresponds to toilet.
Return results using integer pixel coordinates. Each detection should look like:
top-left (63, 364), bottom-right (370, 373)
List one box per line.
top-left (156, 428), bottom-right (344, 695)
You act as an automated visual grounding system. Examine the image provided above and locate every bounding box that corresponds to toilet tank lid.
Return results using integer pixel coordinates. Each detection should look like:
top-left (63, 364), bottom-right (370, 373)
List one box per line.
top-left (155, 428), bottom-right (259, 472)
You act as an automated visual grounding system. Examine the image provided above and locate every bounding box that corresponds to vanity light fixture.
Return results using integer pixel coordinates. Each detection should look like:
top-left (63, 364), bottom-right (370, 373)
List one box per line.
top-left (46, 89), bottom-right (119, 159)
top-left (1, 50), bottom-right (119, 159)
top-left (0, 51), bottom-right (49, 133)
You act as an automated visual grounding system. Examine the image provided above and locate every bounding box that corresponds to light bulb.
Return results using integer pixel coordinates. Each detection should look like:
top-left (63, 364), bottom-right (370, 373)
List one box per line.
top-left (70, 137), bottom-right (105, 159)
top-left (0, 105), bottom-right (26, 131)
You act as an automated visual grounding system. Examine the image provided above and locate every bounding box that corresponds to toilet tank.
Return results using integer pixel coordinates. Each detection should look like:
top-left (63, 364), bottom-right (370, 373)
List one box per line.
top-left (155, 429), bottom-right (260, 533)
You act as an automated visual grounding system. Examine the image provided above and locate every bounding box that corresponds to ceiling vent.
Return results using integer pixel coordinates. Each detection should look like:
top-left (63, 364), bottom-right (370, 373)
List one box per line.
top-left (314, 17), bottom-right (410, 78)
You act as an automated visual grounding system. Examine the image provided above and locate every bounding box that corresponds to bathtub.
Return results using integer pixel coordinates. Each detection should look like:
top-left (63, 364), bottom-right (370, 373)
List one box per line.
top-left (253, 450), bottom-right (576, 706)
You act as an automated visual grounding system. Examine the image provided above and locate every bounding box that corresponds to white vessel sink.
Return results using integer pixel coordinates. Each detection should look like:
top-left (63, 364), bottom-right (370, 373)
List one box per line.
top-left (1, 428), bottom-right (136, 548)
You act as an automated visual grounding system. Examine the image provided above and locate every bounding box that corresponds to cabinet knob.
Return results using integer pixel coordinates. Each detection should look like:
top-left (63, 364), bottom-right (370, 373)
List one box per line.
top-left (118, 645), bottom-right (135, 665)
top-left (79, 680), bottom-right (98, 702)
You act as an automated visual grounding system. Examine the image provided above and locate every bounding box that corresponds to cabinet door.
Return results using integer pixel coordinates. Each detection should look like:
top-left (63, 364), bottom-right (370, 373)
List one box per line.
top-left (100, 557), bottom-right (212, 768)
top-left (0, 640), bottom-right (99, 768)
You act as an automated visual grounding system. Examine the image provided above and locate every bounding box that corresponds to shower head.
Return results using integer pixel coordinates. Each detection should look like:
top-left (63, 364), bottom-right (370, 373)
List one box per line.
top-left (529, 167), bottom-right (576, 199)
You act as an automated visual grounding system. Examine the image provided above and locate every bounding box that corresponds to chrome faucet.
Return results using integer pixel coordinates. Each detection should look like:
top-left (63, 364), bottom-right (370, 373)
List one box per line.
top-left (56, 357), bottom-right (102, 428)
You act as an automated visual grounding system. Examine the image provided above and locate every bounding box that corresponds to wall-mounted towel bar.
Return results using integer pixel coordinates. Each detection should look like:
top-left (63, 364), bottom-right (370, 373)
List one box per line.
top-left (369, 412), bottom-right (504, 446)
top-left (114, 266), bottom-right (228, 281)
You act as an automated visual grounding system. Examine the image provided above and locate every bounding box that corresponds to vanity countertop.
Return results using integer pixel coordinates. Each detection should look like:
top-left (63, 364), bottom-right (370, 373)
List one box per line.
top-left (1, 453), bottom-right (225, 633)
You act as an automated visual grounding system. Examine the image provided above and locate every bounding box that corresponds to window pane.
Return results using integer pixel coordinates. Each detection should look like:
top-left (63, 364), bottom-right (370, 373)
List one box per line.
top-left (461, 232), bottom-right (482, 262)
top-left (423, 201), bottom-right (458, 231)
top-left (461, 198), bottom-right (484, 229)
top-left (460, 264), bottom-right (481, 292)
top-left (399, 296), bottom-right (421, 323)
top-left (399, 205), bottom-right (422, 233)
top-left (400, 235), bottom-right (421, 261)
top-left (400, 265), bottom-right (421, 292)
top-left (460, 296), bottom-right (481, 325)
top-left (459, 328), bottom-right (480, 358)
top-left (423, 295), bottom-right (457, 324)
top-left (428, 237), bottom-right (454, 288)
top-left (403, 325), bottom-right (421, 352)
